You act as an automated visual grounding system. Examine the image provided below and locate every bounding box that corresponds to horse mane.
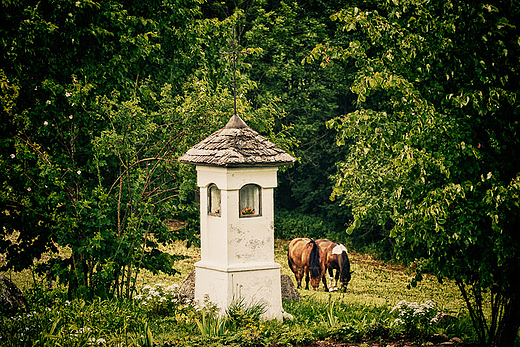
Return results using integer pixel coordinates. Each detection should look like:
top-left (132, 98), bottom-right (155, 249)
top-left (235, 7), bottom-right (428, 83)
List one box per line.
top-left (339, 248), bottom-right (351, 281)
top-left (308, 240), bottom-right (321, 278)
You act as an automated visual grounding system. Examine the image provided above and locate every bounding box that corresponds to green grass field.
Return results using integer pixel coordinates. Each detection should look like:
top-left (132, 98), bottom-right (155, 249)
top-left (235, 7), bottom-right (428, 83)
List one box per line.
top-left (133, 239), bottom-right (467, 314)
top-left (2, 239), bottom-right (478, 346)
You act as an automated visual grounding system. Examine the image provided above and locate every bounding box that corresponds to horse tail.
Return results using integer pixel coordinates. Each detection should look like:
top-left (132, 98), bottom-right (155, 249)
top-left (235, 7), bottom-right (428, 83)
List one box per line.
top-left (308, 240), bottom-right (321, 278)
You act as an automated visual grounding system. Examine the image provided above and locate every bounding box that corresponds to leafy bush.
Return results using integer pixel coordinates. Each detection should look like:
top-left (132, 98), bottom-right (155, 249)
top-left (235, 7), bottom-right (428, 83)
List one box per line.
top-left (364, 321), bottom-right (391, 340)
top-left (327, 322), bottom-right (363, 343)
top-left (391, 300), bottom-right (438, 338)
top-left (0, 287), bottom-right (146, 346)
top-left (132, 283), bottom-right (193, 318)
top-left (274, 209), bottom-right (342, 241)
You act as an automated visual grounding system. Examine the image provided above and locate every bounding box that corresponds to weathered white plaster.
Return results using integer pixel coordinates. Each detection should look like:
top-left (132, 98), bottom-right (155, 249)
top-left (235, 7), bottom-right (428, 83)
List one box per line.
top-left (194, 165), bottom-right (284, 320)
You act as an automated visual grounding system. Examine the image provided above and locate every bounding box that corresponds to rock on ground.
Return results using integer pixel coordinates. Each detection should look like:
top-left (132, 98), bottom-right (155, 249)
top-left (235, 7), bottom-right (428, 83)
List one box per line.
top-left (0, 273), bottom-right (26, 314)
top-left (280, 274), bottom-right (301, 302)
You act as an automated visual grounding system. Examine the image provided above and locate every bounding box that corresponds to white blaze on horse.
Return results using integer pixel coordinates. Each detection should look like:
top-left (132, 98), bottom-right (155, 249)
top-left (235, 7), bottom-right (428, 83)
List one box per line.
top-left (287, 238), bottom-right (328, 291)
top-left (316, 239), bottom-right (352, 292)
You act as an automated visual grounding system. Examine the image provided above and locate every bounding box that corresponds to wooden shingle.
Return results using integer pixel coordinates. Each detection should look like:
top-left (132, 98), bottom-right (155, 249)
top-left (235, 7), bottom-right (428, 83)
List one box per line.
top-left (179, 114), bottom-right (295, 167)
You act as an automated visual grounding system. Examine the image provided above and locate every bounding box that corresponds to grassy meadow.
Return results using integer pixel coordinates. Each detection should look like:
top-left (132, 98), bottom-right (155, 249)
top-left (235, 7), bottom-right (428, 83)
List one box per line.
top-left (1, 239), bottom-right (478, 346)
top-left (139, 239), bottom-right (466, 313)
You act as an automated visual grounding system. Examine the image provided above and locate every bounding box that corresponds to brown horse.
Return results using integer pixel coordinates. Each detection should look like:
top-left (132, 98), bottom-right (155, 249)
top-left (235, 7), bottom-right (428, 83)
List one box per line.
top-left (287, 238), bottom-right (328, 291)
top-left (316, 239), bottom-right (352, 292)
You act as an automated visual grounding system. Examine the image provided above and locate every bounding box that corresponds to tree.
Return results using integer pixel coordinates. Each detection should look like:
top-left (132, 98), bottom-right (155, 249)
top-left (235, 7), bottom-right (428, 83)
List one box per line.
top-left (242, 1), bottom-right (355, 234)
top-left (0, 1), bottom-right (293, 298)
top-left (308, 1), bottom-right (520, 345)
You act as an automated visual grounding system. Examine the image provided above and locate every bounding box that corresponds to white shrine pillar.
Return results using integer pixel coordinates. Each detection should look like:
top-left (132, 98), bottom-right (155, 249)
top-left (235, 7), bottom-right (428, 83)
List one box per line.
top-left (179, 114), bottom-right (295, 320)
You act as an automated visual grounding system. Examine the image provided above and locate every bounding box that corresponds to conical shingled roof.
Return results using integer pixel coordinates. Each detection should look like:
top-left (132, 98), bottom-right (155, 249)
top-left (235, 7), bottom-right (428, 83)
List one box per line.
top-left (179, 114), bottom-right (296, 167)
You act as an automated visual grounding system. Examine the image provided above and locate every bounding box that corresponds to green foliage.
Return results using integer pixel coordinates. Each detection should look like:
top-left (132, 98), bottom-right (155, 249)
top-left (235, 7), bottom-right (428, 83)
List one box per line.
top-left (195, 311), bottom-right (228, 339)
top-left (244, 1), bottom-right (355, 227)
top-left (0, 290), bottom-right (147, 346)
top-left (274, 208), bottom-right (344, 242)
top-left (225, 296), bottom-right (266, 330)
top-left (391, 300), bottom-right (438, 338)
top-left (0, 1), bottom-right (297, 300)
top-left (311, 1), bottom-right (520, 345)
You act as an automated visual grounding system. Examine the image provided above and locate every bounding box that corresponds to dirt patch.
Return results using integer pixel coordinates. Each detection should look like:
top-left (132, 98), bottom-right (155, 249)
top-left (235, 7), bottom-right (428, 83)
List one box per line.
top-left (309, 339), bottom-right (479, 347)
top-left (349, 252), bottom-right (406, 274)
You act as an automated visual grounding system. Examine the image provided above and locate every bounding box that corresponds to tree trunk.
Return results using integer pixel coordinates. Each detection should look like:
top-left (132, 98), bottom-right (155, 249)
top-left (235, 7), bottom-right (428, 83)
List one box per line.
top-left (492, 296), bottom-right (520, 347)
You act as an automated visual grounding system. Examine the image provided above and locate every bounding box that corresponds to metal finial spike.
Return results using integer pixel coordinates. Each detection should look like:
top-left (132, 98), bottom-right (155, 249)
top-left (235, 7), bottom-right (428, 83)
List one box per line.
top-left (232, 25), bottom-right (237, 116)
top-left (219, 24), bottom-right (250, 118)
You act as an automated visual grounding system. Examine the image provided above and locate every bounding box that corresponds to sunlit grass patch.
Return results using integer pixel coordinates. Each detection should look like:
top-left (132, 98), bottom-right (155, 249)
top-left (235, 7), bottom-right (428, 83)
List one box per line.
top-left (136, 239), bottom-right (200, 289)
top-left (274, 238), bottom-right (466, 316)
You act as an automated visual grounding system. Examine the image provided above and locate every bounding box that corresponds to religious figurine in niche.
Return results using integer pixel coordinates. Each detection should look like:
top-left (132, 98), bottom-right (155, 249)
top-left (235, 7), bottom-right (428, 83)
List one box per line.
top-left (208, 184), bottom-right (221, 216)
top-left (241, 207), bottom-right (255, 215)
top-left (240, 184), bottom-right (260, 217)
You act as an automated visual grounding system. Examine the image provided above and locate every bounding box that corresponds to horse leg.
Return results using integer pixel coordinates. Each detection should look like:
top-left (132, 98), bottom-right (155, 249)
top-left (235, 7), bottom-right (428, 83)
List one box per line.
top-left (328, 267), bottom-right (335, 291)
top-left (322, 268), bottom-right (330, 292)
top-left (322, 272), bottom-right (329, 292)
top-left (304, 266), bottom-right (310, 290)
top-left (296, 268), bottom-right (304, 288)
top-left (334, 269), bottom-right (340, 291)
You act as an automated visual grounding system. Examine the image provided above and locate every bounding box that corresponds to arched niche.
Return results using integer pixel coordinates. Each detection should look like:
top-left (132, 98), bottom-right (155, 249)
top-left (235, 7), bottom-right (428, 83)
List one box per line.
top-left (239, 183), bottom-right (261, 217)
top-left (207, 183), bottom-right (221, 216)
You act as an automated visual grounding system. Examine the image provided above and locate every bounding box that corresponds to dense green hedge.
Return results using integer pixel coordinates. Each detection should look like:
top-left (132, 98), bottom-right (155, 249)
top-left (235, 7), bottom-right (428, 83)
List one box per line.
top-left (274, 208), bottom-right (396, 261)
top-left (274, 209), bottom-right (345, 243)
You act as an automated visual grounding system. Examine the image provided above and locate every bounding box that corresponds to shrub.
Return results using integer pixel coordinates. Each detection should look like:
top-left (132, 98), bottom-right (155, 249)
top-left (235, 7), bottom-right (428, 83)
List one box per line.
top-left (226, 296), bottom-right (266, 330)
top-left (0, 288), bottom-right (145, 346)
top-left (132, 283), bottom-right (192, 318)
top-left (391, 299), bottom-right (438, 338)
top-left (274, 209), bottom-right (341, 241)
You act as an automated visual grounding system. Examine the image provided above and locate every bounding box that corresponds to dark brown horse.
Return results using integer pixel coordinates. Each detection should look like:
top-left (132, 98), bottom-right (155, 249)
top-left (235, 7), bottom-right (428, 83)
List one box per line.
top-left (316, 239), bottom-right (352, 292)
top-left (288, 238), bottom-right (328, 291)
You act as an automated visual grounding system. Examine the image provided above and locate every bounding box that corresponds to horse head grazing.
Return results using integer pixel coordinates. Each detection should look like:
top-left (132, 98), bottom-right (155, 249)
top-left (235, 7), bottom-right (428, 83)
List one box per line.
top-left (338, 249), bottom-right (352, 291)
top-left (308, 240), bottom-right (322, 291)
top-left (316, 239), bottom-right (352, 292)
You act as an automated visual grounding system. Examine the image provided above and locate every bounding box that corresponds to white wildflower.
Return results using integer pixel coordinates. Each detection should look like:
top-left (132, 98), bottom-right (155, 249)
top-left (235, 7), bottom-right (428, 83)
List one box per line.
top-left (44, 121), bottom-right (48, 126)
top-left (165, 284), bottom-right (178, 292)
top-left (10, 154), bottom-right (15, 159)
top-left (65, 92), bottom-right (72, 97)
top-left (46, 100), bottom-right (51, 105)
top-left (69, 114), bottom-right (73, 119)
